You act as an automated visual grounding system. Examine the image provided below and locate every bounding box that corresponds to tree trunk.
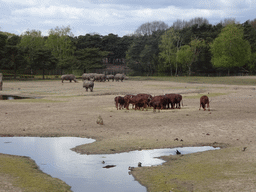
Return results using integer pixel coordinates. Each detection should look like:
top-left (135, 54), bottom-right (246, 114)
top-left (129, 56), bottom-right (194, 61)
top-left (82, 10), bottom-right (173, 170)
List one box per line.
top-left (43, 68), bottom-right (45, 80)
top-left (175, 62), bottom-right (178, 76)
top-left (14, 64), bottom-right (17, 79)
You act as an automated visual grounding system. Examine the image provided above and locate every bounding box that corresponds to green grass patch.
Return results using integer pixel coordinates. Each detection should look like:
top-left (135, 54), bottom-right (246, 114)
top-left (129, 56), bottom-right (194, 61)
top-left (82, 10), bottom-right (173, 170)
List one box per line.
top-left (132, 147), bottom-right (256, 192)
top-left (129, 76), bottom-right (256, 86)
top-left (0, 154), bottom-right (71, 192)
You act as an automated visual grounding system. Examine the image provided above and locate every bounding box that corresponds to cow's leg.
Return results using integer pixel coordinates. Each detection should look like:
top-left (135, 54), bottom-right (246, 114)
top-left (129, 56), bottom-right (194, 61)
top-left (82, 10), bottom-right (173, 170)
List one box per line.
top-left (116, 103), bottom-right (119, 110)
top-left (202, 103), bottom-right (206, 110)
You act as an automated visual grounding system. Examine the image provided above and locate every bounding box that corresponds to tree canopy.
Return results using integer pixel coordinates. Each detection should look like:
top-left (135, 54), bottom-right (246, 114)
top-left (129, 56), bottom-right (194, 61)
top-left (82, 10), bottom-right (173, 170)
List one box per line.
top-left (1, 18), bottom-right (256, 77)
top-left (210, 23), bottom-right (251, 75)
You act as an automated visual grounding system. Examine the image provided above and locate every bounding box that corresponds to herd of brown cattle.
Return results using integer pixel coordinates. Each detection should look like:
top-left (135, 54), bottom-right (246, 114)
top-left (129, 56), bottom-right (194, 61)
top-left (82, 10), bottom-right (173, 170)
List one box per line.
top-left (115, 94), bottom-right (210, 112)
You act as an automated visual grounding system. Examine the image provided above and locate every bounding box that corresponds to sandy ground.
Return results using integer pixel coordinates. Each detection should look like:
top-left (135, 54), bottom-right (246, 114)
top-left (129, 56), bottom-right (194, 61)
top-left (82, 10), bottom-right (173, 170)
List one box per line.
top-left (0, 78), bottom-right (256, 191)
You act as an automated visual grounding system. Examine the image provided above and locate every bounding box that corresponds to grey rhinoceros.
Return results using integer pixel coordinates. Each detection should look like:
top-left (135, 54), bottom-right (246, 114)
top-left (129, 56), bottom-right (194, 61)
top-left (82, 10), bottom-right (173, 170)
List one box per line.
top-left (61, 74), bottom-right (77, 83)
top-left (82, 73), bottom-right (96, 81)
top-left (106, 74), bottom-right (114, 82)
top-left (0, 73), bottom-right (3, 91)
top-left (114, 73), bottom-right (126, 82)
top-left (83, 80), bottom-right (94, 92)
top-left (94, 74), bottom-right (106, 82)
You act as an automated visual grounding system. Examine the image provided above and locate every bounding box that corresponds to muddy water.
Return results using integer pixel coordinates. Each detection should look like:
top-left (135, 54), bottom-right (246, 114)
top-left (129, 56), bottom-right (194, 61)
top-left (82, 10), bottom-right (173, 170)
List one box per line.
top-left (0, 137), bottom-right (219, 192)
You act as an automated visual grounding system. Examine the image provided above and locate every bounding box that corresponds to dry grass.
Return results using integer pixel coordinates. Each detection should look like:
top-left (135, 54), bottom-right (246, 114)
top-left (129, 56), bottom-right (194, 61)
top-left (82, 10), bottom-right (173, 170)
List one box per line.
top-left (0, 76), bottom-right (256, 191)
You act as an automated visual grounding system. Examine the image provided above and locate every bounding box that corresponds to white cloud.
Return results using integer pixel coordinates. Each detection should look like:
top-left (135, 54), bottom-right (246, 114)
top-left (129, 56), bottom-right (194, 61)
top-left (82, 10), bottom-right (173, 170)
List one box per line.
top-left (13, 5), bottom-right (85, 19)
top-left (1, 0), bottom-right (36, 6)
top-left (2, 0), bottom-right (256, 37)
top-left (1, 0), bottom-right (54, 6)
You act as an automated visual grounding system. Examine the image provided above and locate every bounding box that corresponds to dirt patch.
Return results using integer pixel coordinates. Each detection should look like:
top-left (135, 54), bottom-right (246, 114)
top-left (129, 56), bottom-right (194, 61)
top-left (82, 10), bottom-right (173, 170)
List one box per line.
top-left (1, 79), bottom-right (256, 191)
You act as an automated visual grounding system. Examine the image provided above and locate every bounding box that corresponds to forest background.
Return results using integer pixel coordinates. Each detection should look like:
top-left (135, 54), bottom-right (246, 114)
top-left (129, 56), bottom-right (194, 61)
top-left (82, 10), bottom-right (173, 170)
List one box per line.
top-left (1, 17), bottom-right (256, 79)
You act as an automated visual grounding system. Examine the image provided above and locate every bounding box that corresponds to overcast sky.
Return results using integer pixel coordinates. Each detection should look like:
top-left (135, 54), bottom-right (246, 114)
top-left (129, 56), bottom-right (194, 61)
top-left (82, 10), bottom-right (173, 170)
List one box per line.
top-left (1, 0), bottom-right (256, 37)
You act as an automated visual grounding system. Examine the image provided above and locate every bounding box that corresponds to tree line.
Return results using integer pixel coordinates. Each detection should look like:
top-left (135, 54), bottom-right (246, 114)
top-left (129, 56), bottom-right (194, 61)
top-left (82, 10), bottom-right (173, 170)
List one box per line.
top-left (0, 17), bottom-right (256, 79)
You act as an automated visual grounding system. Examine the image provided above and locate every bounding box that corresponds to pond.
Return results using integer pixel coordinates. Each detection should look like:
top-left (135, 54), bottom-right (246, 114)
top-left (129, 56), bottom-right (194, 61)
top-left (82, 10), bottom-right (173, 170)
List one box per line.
top-left (0, 137), bottom-right (219, 192)
top-left (0, 95), bottom-right (32, 100)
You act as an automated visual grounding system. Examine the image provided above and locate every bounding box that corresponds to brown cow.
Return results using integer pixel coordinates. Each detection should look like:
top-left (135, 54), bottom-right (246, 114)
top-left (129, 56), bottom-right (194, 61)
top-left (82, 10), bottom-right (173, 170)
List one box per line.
top-left (165, 93), bottom-right (183, 109)
top-left (136, 93), bottom-right (152, 109)
top-left (149, 95), bottom-right (168, 112)
top-left (123, 94), bottom-right (136, 110)
top-left (165, 94), bottom-right (177, 109)
top-left (114, 96), bottom-right (125, 110)
top-left (199, 95), bottom-right (210, 111)
top-left (175, 94), bottom-right (183, 109)
top-left (127, 94), bottom-right (150, 111)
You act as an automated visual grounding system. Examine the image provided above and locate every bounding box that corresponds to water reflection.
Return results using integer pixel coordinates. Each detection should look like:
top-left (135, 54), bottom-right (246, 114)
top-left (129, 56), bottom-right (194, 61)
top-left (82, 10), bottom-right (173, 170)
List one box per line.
top-left (0, 95), bottom-right (31, 100)
top-left (0, 137), bottom-right (219, 192)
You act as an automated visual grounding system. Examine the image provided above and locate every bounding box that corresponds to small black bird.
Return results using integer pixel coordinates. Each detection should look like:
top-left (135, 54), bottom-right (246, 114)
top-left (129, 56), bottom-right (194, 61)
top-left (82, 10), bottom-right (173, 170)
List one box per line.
top-left (176, 150), bottom-right (181, 155)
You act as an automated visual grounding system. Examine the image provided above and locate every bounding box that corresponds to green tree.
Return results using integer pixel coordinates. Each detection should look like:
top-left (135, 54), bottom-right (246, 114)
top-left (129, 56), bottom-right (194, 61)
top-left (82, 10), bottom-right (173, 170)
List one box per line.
top-left (243, 20), bottom-right (256, 72)
top-left (76, 34), bottom-right (102, 50)
top-left (18, 30), bottom-right (45, 73)
top-left (176, 38), bottom-right (205, 75)
top-left (33, 48), bottom-right (58, 79)
top-left (3, 35), bottom-right (26, 78)
top-left (176, 45), bottom-right (193, 75)
top-left (0, 34), bottom-right (8, 67)
top-left (126, 31), bottom-right (162, 75)
top-left (75, 48), bottom-right (108, 73)
top-left (159, 28), bottom-right (182, 76)
top-left (210, 23), bottom-right (251, 75)
top-left (45, 26), bottom-right (75, 72)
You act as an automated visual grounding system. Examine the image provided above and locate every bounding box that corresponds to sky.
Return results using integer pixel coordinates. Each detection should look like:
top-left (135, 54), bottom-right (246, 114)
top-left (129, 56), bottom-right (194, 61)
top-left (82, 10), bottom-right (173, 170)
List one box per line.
top-left (1, 0), bottom-right (256, 37)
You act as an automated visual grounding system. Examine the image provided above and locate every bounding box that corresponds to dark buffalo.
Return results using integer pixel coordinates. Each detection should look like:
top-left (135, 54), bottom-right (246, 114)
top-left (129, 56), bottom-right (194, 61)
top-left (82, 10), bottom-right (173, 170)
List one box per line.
top-left (61, 74), bottom-right (77, 83)
top-left (199, 95), bottom-right (210, 111)
top-left (114, 96), bottom-right (125, 110)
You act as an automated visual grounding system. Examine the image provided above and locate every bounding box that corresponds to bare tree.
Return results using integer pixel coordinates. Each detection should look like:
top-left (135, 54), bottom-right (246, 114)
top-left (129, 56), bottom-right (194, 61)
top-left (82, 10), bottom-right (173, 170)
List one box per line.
top-left (189, 17), bottom-right (209, 26)
top-left (135, 21), bottom-right (168, 36)
top-left (172, 17), bottom-right (209, 30)
top-left (249, 18), bottom-right (256, 31)
top-left (219, 18), bottom-right (239, 26)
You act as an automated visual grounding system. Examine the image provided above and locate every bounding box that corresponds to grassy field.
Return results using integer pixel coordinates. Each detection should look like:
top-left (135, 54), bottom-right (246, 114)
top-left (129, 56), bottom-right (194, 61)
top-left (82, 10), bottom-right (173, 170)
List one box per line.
top-left (0, 76), bottom-right (256, 192)
top-left (0, 154), bottom-right (71, 192)
top-left (129, 76), bottom-right (256, 85)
